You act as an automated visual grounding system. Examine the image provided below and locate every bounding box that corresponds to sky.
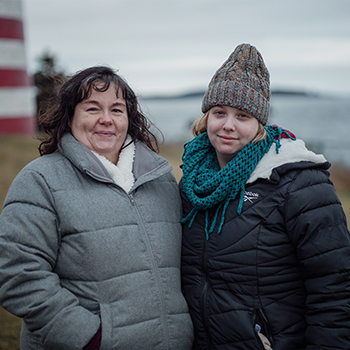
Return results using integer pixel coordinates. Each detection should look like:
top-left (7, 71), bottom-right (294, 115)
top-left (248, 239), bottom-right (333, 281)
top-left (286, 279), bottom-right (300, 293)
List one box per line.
top-left (21, 0), bottom-right (350, 97)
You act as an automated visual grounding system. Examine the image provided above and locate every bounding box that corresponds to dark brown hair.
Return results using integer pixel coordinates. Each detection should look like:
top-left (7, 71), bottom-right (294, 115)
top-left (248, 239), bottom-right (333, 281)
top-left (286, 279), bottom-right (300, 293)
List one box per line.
top-left (38, 66), bottom-right (160, 155)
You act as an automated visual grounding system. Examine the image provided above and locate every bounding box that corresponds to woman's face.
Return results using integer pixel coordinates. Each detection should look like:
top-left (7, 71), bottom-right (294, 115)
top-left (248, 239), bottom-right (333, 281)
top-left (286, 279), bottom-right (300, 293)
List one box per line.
top-left (207, 105), bottom-right (259, 169)
top-left (70, 83), bottom-right (129, 164)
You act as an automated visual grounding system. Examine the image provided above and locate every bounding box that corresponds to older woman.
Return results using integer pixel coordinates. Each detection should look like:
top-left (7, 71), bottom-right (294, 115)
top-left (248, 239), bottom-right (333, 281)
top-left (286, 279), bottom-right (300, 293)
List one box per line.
top-left (180, 44), bottom-right (350, 349)
top-left (0, 66), bottom-right (193, 350)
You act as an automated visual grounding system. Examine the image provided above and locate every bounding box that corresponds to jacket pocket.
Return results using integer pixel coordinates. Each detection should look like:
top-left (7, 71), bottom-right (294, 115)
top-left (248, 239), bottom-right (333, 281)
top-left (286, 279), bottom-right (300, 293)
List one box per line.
top-left (99, 303), bottom-right (113, 350)
top-left (253, 308), bottom-right (273, 350)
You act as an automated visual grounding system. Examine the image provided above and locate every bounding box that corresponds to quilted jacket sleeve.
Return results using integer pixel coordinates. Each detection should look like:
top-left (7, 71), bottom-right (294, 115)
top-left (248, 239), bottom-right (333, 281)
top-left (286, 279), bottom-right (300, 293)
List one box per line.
top-left (284, 167), bottom-right (350, 349)
top-left (0, 168), bottom-right (100, 349)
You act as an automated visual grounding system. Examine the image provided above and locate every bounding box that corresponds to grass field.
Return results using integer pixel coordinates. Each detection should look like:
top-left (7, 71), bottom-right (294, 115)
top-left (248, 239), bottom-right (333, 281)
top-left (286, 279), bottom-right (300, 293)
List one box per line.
top-left (0, 135), bottom-right (350, 349)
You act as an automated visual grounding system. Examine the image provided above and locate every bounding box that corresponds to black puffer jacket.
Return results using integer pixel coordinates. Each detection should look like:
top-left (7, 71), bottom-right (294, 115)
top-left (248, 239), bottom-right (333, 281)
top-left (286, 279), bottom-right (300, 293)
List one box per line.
top-left (181, 139), bottom-right (350, 350)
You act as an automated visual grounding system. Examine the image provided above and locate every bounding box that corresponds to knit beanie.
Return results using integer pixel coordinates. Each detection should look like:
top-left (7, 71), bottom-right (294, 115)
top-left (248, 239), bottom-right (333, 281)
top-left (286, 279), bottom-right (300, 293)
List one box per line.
top-left (201, 43), bottom-right (271, 125)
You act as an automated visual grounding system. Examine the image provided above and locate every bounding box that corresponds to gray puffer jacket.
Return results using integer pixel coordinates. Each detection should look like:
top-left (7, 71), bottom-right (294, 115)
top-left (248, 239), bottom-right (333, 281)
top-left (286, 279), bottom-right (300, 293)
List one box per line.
top-left (0, 133), bottom-right (193, 350)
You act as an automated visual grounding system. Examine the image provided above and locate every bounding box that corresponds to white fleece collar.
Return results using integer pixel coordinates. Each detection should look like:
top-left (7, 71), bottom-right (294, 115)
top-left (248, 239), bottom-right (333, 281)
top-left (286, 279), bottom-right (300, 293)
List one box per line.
top-left (247, 138), bottom-right (327, 183)
top-left (92, 135), bottom-right (135, 192)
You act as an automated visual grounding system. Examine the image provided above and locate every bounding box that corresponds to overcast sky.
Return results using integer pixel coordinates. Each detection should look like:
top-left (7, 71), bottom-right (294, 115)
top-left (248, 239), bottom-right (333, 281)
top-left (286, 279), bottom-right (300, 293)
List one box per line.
top-left (21, 0), bottom-right (350, 97)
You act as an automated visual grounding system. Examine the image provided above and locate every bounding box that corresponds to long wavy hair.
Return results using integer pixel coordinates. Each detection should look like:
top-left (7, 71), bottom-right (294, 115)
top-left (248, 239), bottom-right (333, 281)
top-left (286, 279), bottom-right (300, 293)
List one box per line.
top-left (38, 66), bottom-right (160, 155)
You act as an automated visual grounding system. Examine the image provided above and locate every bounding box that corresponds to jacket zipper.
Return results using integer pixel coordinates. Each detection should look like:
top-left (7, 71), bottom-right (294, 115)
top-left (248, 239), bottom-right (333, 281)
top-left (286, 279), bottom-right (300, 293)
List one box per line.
top-left (201, 233), bottom-right (213, 348)
top-left (129, 192), bottom-right (169, 349)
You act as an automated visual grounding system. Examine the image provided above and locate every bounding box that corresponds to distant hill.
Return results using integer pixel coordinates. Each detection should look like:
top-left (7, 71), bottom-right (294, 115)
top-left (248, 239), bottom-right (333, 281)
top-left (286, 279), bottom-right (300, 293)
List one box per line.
top-left (144, 90), bottom-right (205, 100)
top-left (271, 89), bottom-right (320, 98)
top-left (144, 89), bottom-right (320, 100)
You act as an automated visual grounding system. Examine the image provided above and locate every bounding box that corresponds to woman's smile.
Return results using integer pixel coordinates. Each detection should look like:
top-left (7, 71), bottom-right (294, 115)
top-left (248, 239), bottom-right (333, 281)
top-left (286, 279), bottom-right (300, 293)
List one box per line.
top-left (217, 134), bottom-right (237, 142)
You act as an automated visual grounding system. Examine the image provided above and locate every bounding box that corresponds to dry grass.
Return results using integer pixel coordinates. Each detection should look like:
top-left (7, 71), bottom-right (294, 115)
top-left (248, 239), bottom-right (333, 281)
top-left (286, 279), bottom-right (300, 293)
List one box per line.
top-left (0, 136), bottom-right (40, 208)
top-left (0, 136), bottom-right (350, 349)
top-left (0, 308), bottom-right (22, 350)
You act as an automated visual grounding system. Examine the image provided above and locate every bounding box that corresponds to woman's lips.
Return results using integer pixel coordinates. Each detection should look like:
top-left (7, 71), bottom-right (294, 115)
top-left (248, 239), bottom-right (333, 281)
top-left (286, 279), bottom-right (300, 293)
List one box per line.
top-left (218, 135), bottom-right (237, 142)
top-left (95, 131), bottom-right (115, 137)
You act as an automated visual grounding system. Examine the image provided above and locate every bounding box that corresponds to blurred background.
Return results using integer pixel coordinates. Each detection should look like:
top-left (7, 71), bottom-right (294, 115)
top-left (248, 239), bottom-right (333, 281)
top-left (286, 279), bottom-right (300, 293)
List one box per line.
top-left (0, 1), bottom-right (350, 347)
top-left (22, 0), bottom-right (350, 97)
top-left (1, 0), bottom-right (350, 163)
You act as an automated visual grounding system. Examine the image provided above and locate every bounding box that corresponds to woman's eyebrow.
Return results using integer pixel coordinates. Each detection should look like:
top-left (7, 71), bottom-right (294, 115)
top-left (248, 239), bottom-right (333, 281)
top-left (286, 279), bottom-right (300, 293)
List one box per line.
top-left (83, 100), bottom-right (126, 107)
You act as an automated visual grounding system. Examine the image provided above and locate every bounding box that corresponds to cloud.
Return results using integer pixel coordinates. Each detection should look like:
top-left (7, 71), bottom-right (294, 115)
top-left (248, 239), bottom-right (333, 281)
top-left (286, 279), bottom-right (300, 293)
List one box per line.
top-left (21, 0), bottom-right (350, 96)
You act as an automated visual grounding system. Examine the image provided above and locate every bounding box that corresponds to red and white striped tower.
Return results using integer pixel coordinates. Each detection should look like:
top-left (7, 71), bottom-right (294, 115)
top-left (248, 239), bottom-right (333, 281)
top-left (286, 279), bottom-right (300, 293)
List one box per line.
top-left (0, 0), bottom-right (36, 134)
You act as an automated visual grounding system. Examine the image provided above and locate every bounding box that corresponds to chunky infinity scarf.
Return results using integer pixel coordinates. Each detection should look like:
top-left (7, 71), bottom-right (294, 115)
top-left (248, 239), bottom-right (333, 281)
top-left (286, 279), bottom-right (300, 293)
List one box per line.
top-left (181, 125), bottom-right (296, 239)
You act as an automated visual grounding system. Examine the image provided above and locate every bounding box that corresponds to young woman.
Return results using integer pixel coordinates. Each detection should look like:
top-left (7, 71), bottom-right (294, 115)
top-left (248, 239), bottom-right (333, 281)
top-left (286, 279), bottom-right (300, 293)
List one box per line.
top-left (180, 43), bottom-right (350, 350)
top-left (0, 66), bottom-right (193, 350)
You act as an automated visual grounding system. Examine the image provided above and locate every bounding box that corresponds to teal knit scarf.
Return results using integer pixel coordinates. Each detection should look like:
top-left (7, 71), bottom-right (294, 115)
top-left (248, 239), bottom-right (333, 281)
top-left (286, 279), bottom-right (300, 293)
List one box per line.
top-left (181, 125), bottom-right (296, 239)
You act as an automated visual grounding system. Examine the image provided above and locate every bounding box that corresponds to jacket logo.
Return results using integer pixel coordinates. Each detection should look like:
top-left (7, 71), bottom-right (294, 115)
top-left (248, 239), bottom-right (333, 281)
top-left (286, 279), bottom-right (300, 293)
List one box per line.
top-left (243, 191), bottom-right (259, 203)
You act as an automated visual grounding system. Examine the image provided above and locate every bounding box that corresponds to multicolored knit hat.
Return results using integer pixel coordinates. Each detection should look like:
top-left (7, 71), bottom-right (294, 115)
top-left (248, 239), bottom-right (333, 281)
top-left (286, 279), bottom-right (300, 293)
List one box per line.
top-left (201, 43), bottom-right (271, 125)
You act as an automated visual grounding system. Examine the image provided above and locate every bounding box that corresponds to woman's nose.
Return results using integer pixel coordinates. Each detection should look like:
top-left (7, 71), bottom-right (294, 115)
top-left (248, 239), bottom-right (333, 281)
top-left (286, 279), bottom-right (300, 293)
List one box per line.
top-left (223, 116), bottom-right (236, 131)
top-left (99, 111), bottom-right (113, 125)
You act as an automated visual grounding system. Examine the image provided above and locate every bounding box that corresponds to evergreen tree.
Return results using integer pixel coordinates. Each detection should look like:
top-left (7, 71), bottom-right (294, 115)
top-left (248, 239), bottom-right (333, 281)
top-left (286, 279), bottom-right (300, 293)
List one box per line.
top-left (33, 52), bottom-right (65, 129)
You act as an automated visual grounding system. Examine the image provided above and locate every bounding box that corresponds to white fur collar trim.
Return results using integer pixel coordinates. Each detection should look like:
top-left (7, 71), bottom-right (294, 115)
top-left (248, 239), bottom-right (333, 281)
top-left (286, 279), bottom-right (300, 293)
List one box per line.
top-left (92, 135), bottom-right (135, 192)
top-left (247, 138), bottom-right (327, 183)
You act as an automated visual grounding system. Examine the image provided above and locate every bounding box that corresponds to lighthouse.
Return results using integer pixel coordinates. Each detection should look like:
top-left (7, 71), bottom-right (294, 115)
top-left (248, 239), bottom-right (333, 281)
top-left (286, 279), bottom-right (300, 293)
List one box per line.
top-left (0, 0), bottom-right (36, 134)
